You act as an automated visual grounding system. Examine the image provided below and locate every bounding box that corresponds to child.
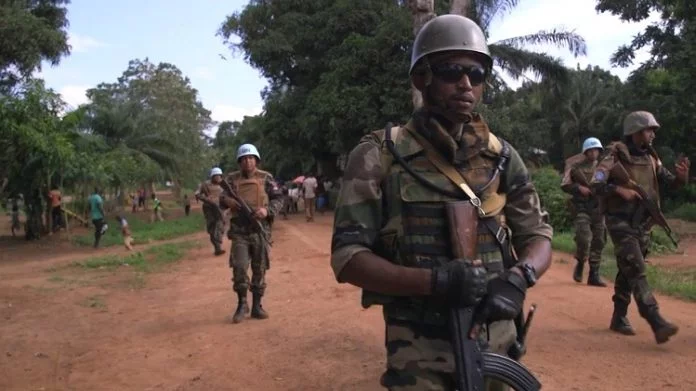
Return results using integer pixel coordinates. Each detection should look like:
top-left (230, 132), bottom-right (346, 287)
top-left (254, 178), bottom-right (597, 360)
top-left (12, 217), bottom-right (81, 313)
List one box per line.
top-left (10, 200), bottom-right (20, 237)
top-left (183, 194), bottom-right (191, 216)
top-left (151, 193), bottom-right (164, 222)
top-left (116, 215), bottom-right (134, 250)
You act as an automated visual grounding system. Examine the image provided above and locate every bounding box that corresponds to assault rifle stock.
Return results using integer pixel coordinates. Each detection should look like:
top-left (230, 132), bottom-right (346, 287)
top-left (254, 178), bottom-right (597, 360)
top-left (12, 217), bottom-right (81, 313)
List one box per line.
top-left (446, 201), bottom-right (542, 391)
top-left (611, 163), bottom-right (678, 247)
top-left (218, 177), bottom-right (272, 247)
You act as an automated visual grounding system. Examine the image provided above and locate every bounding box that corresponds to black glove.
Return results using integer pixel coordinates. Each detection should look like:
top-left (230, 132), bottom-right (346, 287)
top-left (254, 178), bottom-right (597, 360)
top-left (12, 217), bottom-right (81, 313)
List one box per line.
top-left (475, 269), bottom-right (527, 323)
top-left (431, 259), bottom-right (488, 307)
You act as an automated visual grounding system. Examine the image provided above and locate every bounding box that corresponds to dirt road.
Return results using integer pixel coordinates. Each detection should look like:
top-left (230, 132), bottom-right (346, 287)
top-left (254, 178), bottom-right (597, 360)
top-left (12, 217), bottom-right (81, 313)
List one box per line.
top-left (1, 214), bottom-right (696, 390)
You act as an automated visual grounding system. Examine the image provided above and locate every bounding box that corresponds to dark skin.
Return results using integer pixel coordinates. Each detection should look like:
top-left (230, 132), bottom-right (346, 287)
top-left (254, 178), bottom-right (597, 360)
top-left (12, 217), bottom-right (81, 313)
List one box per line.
top-left (615, 128), bottom-right (691, 201)
top-left (577, 148), bottom-right (601, 197)
top-left (338, 52), bottom-right (552, 298)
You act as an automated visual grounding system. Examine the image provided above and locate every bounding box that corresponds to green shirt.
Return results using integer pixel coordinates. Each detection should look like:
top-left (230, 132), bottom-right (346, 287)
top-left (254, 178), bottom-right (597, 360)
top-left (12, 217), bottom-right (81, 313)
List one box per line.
top-left (88, 194), bottom-right (104, 220)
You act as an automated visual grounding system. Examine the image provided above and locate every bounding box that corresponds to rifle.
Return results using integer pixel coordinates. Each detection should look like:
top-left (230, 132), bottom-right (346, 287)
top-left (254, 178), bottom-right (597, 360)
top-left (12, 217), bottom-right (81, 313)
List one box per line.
top-left (611, 162), bottom-right (679, 247)
top-left (218, 177), bottom-right (273, 248)
top-left (507, 304), bottom-right (537, 361)
top-left (197, 194), bottom-right (225, 220)
top-left (446, 201), bottom-right (542, 391)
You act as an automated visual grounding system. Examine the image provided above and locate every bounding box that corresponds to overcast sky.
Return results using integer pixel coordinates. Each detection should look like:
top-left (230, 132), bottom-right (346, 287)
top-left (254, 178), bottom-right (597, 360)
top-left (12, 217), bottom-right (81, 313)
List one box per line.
top-left (36, 0), bottom-right (657, 129)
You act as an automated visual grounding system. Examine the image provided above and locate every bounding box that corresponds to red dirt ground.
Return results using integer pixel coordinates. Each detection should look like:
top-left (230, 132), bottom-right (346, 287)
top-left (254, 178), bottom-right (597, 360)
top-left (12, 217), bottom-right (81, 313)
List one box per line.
top-left (1, 212), bottom-right (696, 390)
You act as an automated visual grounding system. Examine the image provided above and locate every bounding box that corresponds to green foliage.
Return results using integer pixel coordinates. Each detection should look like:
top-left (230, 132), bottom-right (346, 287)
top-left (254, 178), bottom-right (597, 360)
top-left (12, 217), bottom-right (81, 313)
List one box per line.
top-left (72, 213), bottom-right (205, 247)
top-left (667, 203), bottom-right (696, 222)
top-left (530, 166), bottom-right (572, 231)
top-left (0, 0), bottom-right (71, 89)
top-left (71, 241), bottom-right (196, 273)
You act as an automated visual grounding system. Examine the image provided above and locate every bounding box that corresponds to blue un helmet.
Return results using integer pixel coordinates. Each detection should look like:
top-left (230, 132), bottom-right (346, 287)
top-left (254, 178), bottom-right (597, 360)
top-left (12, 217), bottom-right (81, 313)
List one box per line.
top-left (236, 143), bottom-right (260, 162)
top-left (582, 137), bottom-right (603, 154)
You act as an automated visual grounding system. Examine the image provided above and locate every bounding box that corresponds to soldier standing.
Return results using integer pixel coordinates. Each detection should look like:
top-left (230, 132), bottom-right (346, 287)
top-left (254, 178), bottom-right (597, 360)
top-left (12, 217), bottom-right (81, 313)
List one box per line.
top-left (592, 111), bottom-right (689, 343)
top-left (221, 144), bottom-right (282, 324)
top-left (561, 137), bottom-right (607, 286)
top-left (196, 167), bottom-right (226, 256)
top-left (330, 15), bottom-right (552, 390)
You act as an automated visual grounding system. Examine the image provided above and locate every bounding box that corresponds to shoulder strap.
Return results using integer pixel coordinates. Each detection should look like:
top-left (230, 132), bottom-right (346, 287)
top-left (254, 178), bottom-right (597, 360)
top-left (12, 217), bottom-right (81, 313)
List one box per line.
top-left (403, 126), bottom-right (484, 216)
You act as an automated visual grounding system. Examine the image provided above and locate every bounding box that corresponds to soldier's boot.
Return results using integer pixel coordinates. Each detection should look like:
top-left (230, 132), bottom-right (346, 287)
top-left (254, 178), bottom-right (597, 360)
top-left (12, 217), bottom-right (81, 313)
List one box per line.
top-left (214, 243), bottom-right (226, 256)
top-left (609, 299), bottom-right (636, 336)
top-left (587, 263), bottom-right (607, 287)
top-left (231, 293), bottom-right (248, 324)
top-left (250, 292), bottom-right (268, 320)
top-left (572, 257), bottom-right (585, 283)
top-left (643, 309), bottom-right (679, 344)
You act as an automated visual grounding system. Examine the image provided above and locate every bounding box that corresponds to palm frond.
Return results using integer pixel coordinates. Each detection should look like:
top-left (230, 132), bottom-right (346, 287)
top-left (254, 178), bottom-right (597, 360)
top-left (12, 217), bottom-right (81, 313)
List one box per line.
top-left (476, 0), bottom-right (521, 31)
top-left (490, 44), bottom-right (570, 83)
top-left (493, 29), bottom-right (587, 57)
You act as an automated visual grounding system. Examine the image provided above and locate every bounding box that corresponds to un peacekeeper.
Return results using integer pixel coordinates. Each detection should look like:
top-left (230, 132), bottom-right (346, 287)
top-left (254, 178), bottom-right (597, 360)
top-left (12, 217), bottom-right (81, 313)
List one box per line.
top-left (220, 143), bottom-right (283, 324)
top-left (196, 167), bottom-right (226, 256)
top-left (561, 137), bottom-right (607, 286)
top-left (330, 15), bottom-right (553, 391)
top-left (591, 111), bottom-right (690, 343)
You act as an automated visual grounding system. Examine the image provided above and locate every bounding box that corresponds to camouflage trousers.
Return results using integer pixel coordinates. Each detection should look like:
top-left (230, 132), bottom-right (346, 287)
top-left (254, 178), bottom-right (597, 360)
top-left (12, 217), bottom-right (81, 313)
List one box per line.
top-left (573, 209), bottom-right (606, 264)
top-left (203, 205), bottom-right (224, 248)
top-left (380, 315), bottom-right (516, 391)
top-left (606, 216), bottom-right (658, 315)
top-left (229, 233), bottom-right (268, 296)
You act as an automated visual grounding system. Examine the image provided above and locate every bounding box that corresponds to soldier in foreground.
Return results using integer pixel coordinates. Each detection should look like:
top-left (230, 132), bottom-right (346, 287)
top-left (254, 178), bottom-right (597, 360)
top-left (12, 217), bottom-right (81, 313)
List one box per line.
top-left (561, 137), bottom-right (607, 286)
top-left (221, 144), bottom-right (282, 324)
top-left (592, 111), bottom-right (690, 343)
top-left (196, 167), bottom-right (226, 256)
top-left (331, 15), bottom-right (552, 390)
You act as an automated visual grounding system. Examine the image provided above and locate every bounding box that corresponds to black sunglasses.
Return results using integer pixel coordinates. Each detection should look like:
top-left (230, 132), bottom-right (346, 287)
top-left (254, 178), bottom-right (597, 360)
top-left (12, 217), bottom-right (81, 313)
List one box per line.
top-left (430, 63), bottom-right (486, 86)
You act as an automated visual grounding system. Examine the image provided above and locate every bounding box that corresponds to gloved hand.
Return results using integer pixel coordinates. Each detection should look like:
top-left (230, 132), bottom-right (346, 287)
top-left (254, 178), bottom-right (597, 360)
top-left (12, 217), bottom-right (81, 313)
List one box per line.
top-left (431, 259), bottom-right (488, 307)
top-left (474, 269), bottom-right (527, 323)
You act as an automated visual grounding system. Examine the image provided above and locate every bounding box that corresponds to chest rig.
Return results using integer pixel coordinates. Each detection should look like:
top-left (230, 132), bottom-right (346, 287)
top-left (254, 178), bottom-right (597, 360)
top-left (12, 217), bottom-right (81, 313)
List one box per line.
top-left (364, 116), bottom-right (514, 324)
top-left (203, 181), bottom-right (224, 204)
top-left (605, 142), bottom-right (661, 216)
top-left (228, 171), bottom-right (269, 219)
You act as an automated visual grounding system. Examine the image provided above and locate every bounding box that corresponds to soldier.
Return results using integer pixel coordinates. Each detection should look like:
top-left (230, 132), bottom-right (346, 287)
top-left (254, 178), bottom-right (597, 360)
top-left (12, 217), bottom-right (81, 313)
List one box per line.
top-left (591, 111), bottom-right (690, 343)
top-left (221, 144), bottom-right (282, 324)
top-left (330, 15), bottom-right (553, 390)
top-left (561, 137), bottom-right (607, 286)
top-left (196, 167), bottom-right (226, 256)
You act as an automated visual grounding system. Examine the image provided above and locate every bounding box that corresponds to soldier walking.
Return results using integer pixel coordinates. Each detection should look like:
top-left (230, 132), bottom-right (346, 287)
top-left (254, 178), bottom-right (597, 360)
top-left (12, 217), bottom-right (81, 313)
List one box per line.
top-left (196, 167), bottom-right (226, 256)
top-left (592, 111), bottom-right (690, 343)
top-left (220, 144), bottom-right (282, 324)
top-left (330, 15), bottom-right (552, 390)
top-left (561, 137), bottom-right (607, 286)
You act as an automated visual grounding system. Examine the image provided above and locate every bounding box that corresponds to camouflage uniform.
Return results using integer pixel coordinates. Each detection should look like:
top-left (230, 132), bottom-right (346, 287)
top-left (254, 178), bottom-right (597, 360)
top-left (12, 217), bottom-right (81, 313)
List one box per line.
top-left (561, 154), bottom-right (606, 285)
top-left (591, 111), bottom-right (683, 343)
top-left (223, 169), bottom-right (282, 322)
top-left (197, 180), bottom-right (225, 254)
top-left (331, 109), bottom-right (553, 390)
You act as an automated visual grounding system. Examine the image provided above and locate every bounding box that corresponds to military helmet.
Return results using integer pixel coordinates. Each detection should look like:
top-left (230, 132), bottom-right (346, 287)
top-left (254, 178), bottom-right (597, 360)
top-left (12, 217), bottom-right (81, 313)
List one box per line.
top-left (582, 137), bottom-right (603, 153)
top-left (209, 167), bottom-right (223, 178)
top-left (623, 111), bottom-right (660, 136)
top-left (410, 14), bottom-right (492, 75)
top-left (237, 143), bottom-right (260, 161)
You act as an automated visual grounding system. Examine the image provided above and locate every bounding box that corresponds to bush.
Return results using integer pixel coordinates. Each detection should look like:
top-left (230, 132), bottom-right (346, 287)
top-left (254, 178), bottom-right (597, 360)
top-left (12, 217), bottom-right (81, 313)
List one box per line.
top-left (530, 166), bottom-right (572, 232)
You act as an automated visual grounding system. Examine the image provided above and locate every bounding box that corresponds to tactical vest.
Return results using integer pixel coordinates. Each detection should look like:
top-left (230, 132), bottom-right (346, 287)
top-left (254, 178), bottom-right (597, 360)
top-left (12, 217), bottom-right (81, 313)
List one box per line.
top-left (365, 119), bottom-right (512, 325)
top-left (228, 170), bottom-right (269, 219)
top-left (568, 156), bottom-right (599, 210)
top-left (605, 142), bottom-right (660, 216)
top-left (203, 181), bottom-right (223, 204)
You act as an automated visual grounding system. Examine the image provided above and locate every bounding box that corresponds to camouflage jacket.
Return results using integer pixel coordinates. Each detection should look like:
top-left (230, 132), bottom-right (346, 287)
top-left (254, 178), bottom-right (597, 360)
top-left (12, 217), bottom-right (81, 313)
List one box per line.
top-left (222, 169), bottom-right (283, 236)
top-left (560, 153), bottom-right (600, 209)
top-left (591, 140), bottom-right (679, 218)
top-left (330, 110), bottom-right (553, 284)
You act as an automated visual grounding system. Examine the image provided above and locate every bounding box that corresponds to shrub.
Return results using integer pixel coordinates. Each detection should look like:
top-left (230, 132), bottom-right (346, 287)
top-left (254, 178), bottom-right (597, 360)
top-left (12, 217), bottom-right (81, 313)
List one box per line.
top-left (530, 166), bottom-right (572, 232)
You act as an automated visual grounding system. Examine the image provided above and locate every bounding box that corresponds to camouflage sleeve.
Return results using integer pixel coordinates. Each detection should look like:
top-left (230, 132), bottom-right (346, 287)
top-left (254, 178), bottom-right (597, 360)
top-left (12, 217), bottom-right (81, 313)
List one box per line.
top-left (330, 135), bottom-right (384, 280)
top-left (264, 173), bottom-right (283, 217)
top-left (590, 151), bottom-right (617, 196)
top-left (656, 162), bottom-right (678, 187)
top-left (560, 161), bottom-right (580, 195)
top-left (502, 145), bottom-right (553, 251)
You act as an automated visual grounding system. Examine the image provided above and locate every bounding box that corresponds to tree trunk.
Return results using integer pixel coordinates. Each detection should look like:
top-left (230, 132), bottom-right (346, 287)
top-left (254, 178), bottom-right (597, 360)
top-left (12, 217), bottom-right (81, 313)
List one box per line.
top-left (25, 187), bottom-right (44, 240)
top-left (408, 0), bottom-right (435, 110)
top-left (449, 0), bottom-right (470, 15)
top-left (45, 171), bottom-right (51, 234)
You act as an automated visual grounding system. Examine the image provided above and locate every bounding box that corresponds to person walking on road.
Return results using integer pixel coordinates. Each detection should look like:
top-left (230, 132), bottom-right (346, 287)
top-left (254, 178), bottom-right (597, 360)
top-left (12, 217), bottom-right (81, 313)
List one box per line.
top-left (196, 168), bottom-right (226, 256)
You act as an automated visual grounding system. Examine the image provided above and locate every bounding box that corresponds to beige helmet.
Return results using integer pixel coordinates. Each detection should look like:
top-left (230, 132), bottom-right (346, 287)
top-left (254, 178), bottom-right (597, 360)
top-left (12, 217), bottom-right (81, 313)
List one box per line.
top-left (623, 111), bottom-right (660, 136)
top-left (410, 14), bottom-right (492, 75)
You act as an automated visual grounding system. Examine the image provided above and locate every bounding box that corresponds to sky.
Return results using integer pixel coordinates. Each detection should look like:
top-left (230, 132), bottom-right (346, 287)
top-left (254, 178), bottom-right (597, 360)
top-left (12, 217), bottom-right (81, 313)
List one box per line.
top-left (37, 0), bottom-right (658, 130)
